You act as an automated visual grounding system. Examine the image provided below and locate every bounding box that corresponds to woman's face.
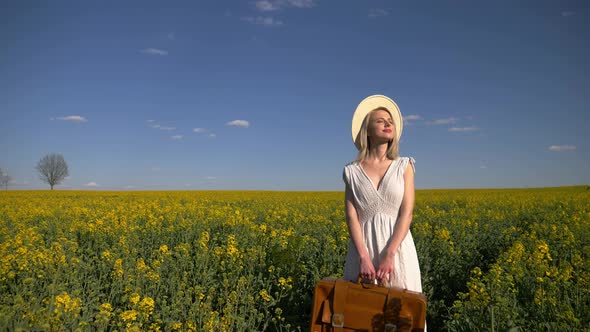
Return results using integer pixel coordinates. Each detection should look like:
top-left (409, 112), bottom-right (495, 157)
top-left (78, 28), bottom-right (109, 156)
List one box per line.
top-left (367, 109), bottom-right (395, 143)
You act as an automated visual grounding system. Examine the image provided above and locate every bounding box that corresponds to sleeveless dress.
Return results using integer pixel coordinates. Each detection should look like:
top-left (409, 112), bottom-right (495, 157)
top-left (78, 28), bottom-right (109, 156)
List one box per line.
top-left (342, 156), bottom-right (423, 292)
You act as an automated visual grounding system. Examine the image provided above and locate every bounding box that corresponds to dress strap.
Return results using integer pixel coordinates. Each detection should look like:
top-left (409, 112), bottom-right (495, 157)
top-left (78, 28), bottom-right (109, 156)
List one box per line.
top-left (405, 157), bottom-right (416, 174)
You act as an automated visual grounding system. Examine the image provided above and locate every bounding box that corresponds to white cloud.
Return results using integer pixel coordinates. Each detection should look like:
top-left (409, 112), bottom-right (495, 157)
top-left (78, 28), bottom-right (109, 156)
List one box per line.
top-left (480, 165), bottom-right (487, 169)
top-left (286, 0), bottom-right (315, 8)
top-left (226, 119), bottom-right (250, 127)
top-left (368, 8), bottom-right (389, 18)
top-left (85, 182), bottom-right (98, 187)
top-left (206, 176), bottom-right (217, 180)
top-left (255, 0), bottom-right (315, 11)
top-left (256, 0), bottom-right (280, 11)
top-left (405, 115), bottom-right (422, 121)
top-left (171, 135), bottom-right (183, 140)
top-left (147, 121), bottom-right (176, 130)
top-left (561, 11), bottom-right (575, 17)
top-left (242, 16), bottom-right (284, 26)
top-left (448, 126), bottom-right (479, 132)
top-left (54, 115), bottom-right (88, 122)
top-left (548, 145), bottom-right (576, 151)
top-left (194, 127), bottom-right (215, 137)
top-left (141, 48), bottom-right (168, 56)
top-left (428, 117), bottom-right (458, 125)
top-left (404, 114), bottom-right (422, 125)
top-left (248, 0), bottom-right (314, 26)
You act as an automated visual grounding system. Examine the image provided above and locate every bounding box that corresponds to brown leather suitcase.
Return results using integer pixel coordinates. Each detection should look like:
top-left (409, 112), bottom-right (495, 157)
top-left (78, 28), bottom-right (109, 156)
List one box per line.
top-left (310, 277), bottom-right (427, 332)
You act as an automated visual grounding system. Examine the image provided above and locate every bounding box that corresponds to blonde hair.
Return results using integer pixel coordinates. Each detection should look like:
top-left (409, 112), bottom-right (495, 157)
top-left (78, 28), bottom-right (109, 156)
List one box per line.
top-left (355, 108), bottom-right (400, 162)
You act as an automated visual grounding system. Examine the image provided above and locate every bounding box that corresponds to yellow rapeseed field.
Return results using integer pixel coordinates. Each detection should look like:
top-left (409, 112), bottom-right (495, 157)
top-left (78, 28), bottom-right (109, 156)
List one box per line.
top-left (1, 187), bottom-right (589, 331)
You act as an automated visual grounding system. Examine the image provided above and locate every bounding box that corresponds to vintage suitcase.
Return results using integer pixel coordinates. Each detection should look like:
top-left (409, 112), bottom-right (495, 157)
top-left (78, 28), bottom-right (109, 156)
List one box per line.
top-left (310, 277), bottom-right (427, 332)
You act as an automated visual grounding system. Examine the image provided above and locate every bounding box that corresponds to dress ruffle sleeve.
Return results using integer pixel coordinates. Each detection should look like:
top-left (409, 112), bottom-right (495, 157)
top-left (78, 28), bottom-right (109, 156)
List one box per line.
top-left (402, 156), bottom-right (416, 175)
top-left (342, 166), bottom-right (349, 187)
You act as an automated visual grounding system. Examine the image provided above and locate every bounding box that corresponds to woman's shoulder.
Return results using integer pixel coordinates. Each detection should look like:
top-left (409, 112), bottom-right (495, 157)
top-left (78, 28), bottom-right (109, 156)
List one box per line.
top-left (396, 156), bottom-right (415, 163)
top-left (343, 160), bottom-right (359, 169)
top-left (396, 156), bottom-right (416, 173)
top-left (342, 160), bottom-right (359, 181)
top-left (342, 160), bottom-right (359, 185)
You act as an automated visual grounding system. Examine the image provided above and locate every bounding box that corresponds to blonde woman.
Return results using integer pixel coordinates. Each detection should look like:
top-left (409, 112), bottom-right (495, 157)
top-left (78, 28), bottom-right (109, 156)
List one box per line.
top-left (342, 95), bottom-right (424, 294)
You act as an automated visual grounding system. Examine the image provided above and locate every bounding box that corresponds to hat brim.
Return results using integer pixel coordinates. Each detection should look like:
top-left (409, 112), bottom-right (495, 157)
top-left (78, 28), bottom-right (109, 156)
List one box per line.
top-left (352, 95), bottom-right (403, 150)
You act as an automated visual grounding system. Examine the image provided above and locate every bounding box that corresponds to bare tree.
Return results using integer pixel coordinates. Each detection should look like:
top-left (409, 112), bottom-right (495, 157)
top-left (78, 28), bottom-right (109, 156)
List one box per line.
top-left (0, 168), bottom-right (11, 191)
top-left (36, 153), bottom-right (69, 190)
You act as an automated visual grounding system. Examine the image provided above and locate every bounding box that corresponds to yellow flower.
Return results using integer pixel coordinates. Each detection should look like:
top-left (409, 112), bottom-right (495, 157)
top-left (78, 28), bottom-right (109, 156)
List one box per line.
top-left (536, 241), bottom-right (552, 261)
top-left (435, 228), bottom-right (451, 241)
top-left (120, 309), bottom-right (138, 322)
top-left (187, 321), bottom-right (196, 331)
top-left (471, 267), bottom-right (482, 277)
top-left (129, 293), bottom-right (140, 305)
top-left (226, 235), bottom-right (241, 258)
top-left (199, 231), bottom-right (210, 250)
top-left (113, 258), bottom-right (124, 278)
top-left (99, 303), bottom-right (113, 317)
top-left (259, 289), bottom-right (272, 302)
top-left (146, 271), bottom-right (160, 282)
top-left (102, 250), bottom-right (113, 262)
top-left (148, 323), bottom-right (162, 331)
top-left (278, 277), bottom-right (293, 289)
top-left (534, 288), bottom-right (546, 305)
top-left (138, 297), bottom-right (155, 315)
top-left (54, 292), bottom-right (81, 314)
top-left (126, 325), bottom-right (141, 332)
top-left (136, 258), bottom-right (149, 273)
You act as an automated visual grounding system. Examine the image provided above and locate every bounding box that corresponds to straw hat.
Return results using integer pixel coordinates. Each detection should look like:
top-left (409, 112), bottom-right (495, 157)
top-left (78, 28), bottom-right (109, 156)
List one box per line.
top-left (351, 95), bottom-right (403, 150)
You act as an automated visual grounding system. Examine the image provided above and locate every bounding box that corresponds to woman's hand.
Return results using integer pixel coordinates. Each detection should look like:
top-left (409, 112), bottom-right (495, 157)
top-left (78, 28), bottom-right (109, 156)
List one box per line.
top-left (359, 256), bottom-right (376, 280)
top-left (376, 252), bottom-right (395, 284)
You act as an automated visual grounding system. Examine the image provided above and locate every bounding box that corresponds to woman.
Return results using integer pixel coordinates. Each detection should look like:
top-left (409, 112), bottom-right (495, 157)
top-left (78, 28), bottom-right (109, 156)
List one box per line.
top-left (342, 94), bottom-right (423, 293)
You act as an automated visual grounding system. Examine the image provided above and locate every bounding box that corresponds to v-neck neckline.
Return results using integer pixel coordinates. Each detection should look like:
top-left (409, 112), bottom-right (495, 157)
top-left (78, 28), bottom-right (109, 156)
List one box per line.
top-left (357, 158), bottom-right (396, 193)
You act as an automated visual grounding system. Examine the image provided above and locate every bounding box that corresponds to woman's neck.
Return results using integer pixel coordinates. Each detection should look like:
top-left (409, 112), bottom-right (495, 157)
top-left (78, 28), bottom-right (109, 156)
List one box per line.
top-left (365, 143), bottom-right (390, 162)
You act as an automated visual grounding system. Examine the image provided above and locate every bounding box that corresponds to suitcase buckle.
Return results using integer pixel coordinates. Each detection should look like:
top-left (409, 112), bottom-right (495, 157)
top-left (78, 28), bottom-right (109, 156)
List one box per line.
top-left (384, 323), bottom-right (397, 331)
top-left (332, 313), bottom-right (344, 328)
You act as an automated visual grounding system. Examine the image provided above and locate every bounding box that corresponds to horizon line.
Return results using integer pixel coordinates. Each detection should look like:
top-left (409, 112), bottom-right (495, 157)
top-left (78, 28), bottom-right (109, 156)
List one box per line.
top-left (2, 184), bottom-right (588, 193)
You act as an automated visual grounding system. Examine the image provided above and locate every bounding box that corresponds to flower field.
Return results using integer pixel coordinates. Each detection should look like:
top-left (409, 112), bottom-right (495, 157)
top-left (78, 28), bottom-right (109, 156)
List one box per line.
top-left (1, 186), bottom-right (589, 331)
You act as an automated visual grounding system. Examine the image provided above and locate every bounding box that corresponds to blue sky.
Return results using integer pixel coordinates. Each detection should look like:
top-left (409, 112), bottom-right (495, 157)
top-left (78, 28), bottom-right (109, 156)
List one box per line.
top-left (1, 0), bottom-right (588, 190)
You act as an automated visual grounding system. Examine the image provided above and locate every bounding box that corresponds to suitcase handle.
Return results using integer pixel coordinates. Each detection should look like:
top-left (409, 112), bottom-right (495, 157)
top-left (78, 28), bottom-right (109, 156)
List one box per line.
top-left (356, 276), bottom-right (387, 288)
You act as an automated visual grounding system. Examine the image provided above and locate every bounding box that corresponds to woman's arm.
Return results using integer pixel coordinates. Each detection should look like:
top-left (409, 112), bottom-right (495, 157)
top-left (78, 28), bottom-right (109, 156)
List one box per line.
top-left (387, 161), bottom-right (415, 255)
top-left (345, 184), bottom-right (376, 280)
top-left (376, 161), bottom-right (416, 282)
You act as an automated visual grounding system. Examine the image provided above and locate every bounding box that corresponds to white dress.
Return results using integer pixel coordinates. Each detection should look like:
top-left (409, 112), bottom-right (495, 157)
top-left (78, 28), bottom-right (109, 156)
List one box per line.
top-left (342, 156), bottom-right (423, 292)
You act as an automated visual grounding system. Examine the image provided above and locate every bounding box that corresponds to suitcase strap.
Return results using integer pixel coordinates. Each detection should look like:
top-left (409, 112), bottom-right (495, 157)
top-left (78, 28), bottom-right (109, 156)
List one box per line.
top-left (384, 288), bottom-right (398, 330)
top-left (383, 288), bottom-right (413, 331)
top-left (332, 279), bottom-right (348, 332)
